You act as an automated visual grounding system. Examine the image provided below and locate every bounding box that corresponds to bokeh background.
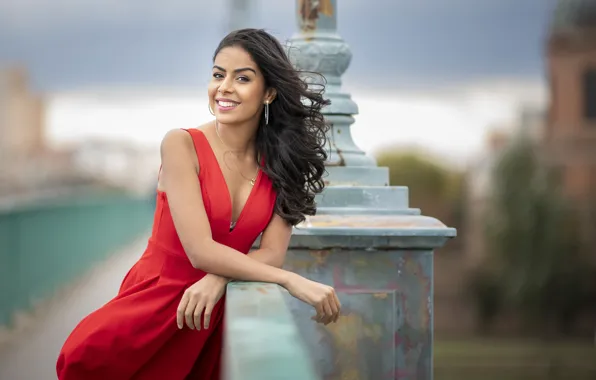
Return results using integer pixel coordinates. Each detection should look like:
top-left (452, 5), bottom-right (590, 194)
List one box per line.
top-left (1, 0), bottom-right (595, 379)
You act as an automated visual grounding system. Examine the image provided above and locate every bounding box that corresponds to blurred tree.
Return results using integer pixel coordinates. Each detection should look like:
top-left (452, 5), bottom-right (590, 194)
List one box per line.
top-left (466, 266), bottom-right (503, 334)
top-left (480, 135), bottom-right (593, 335)
top-left (375, 150), bottom-right (464, 228)
top-left (377, 151), bottom-right (449, 198)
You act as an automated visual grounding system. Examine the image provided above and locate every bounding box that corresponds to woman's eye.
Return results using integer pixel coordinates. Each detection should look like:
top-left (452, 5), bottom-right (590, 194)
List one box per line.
top-left (237, 76), bottom-right (249, 82)
top-left (212, 73), bottom-right (223, 79)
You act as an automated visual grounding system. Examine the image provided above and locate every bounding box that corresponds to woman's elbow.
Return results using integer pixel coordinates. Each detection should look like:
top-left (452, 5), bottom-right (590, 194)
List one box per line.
top-left (188, 256), bottom-right (204, 270)
top-left (272, 254), bottom-right (287, 269)
top-left (184, 240), bottom-right (212, 270)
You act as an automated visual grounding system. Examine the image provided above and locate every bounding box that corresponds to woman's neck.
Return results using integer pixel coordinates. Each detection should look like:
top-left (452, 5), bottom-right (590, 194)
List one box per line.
top-left (214, 120), bottom-right (258, 159)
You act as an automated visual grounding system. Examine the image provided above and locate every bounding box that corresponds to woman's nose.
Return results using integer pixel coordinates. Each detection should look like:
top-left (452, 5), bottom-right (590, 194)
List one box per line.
top-left (218, 77), bottom-right (234, 93)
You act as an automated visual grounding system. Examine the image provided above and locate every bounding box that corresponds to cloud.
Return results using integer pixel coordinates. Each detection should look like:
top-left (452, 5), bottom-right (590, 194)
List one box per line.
top-left (1, 0), bottom-right (554, 35)
top-left (1, 0), bottom-right (555, 91)
top-left (0, 0), bottom-right (248, 34)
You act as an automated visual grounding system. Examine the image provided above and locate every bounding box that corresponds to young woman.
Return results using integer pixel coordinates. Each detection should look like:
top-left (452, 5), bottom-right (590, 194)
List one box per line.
top-left (56, 28), bottom-right (341, 379)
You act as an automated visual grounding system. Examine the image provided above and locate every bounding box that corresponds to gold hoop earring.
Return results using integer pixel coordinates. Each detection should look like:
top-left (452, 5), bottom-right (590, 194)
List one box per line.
top-left (208, 103), bottom-right (215, 116)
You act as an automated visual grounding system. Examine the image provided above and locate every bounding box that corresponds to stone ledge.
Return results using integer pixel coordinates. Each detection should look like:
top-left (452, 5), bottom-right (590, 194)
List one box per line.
top-left (289, 214), bottom-right (456, 250)
top-left (224, 282), bottom-right (320, 380)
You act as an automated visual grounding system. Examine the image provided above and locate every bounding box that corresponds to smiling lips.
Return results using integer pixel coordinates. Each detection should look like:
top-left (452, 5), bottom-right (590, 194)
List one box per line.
top-left (216, 99), bottom-right (239, 111)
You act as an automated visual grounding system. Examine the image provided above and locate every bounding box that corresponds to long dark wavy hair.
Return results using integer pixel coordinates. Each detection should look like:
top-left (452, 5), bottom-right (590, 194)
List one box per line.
top-left (213, 28), bottom-right (330, 226)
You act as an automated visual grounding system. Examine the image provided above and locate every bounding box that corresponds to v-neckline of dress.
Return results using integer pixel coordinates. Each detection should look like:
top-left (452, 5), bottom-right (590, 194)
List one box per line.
top-left (197, 129), bottom-right (263, 235)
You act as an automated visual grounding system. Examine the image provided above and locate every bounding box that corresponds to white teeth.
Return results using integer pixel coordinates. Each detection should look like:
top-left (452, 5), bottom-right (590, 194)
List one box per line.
top-left (218, 101), bottom-right (238, 107)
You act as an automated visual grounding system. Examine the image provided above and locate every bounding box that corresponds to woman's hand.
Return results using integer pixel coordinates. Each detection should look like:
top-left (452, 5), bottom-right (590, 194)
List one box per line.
top-left (176, 274), bottom-right (229, 330)
top-left (283, 273), bottom-right (341, 325)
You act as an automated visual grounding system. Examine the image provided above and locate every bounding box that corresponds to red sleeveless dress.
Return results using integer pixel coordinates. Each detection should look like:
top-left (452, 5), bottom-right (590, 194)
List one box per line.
top-left (56, 128), bottom-right (277, 380)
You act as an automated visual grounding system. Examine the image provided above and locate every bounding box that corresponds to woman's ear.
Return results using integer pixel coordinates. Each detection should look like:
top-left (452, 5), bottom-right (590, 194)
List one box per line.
top-left (265, 88), bottom-right (277, 104)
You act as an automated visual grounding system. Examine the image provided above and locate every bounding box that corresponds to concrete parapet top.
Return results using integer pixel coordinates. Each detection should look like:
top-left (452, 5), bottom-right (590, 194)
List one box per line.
top-left (298, 214), bottom-right (455, 235)
top-left (288, 214), bottom-right (456, 250)
top-left (224, 282), bottom-right (319, 380)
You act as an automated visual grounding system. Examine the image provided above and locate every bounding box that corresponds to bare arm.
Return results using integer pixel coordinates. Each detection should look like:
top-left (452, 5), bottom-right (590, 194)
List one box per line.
top-left (160, 129), bottom-right (291, 285)
top-left (246, 213), bottom-right (291, 268)
top-left (212, 214), bottom-right (291, 284)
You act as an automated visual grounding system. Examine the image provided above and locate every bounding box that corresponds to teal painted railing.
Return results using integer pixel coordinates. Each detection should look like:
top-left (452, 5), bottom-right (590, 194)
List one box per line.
top-left (224, 282), bottom-right (320, 380)
top-left (0, 191), bottom-right (155, 326)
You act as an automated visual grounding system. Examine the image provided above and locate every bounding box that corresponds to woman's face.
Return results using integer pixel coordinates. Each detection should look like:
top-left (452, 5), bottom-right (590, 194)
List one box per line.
top-left (208, 46), bottom-right (274, 126)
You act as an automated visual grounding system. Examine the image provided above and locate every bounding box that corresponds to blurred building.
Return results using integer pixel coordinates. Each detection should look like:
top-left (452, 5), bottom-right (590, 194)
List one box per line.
top-left (0, 67), bottom-right (81, 196)
top-left (546, 0), bottom-right (596, 259)
top-left (72, 139), bottom-right (160, 195)
top-left (0, 67), bottom-right (46, 185)
top-left (546, 0), bottom-right (596, 199)
top-left (0, 67), bottom-right (135, 197)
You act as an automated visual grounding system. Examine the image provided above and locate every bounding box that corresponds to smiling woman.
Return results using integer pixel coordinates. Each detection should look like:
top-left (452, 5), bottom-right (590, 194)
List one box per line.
top-left (55, 28), bottom-right (341, 380)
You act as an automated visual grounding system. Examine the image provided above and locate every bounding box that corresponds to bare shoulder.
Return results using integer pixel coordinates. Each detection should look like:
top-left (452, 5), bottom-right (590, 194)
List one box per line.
top-left (158, 129), bottom-right (200, 179)
top-left (160, 129), bottom-right (194, 155)
top-left (160, 122), bottom-right (214, 169)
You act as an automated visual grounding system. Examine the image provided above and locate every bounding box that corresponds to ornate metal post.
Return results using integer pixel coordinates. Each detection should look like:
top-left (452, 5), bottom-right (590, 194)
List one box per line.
top-left (287, 0), bottom-right (387, 186)
top-left (283, 1), bottom-right (457, 379)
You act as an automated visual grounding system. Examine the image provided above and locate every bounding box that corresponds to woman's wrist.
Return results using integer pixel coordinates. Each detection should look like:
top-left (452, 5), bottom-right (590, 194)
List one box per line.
top-left (205, 273), bottom-right (232, 284)
top-left (275, 269), bottom-right (296, 288)
top-left (219, 275), bottom-right (232, 284)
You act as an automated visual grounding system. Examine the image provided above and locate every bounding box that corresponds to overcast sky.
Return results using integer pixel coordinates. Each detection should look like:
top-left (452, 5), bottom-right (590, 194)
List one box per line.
top-left (0, 0), bottom-right (557, 93)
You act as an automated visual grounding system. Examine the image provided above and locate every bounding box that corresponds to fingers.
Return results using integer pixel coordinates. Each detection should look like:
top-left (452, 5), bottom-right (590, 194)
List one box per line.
top-left (177, 290), bottom-right (218, 330)
top-left (193, 300), bottom-right (206, 331)
top-left (323, 287), bottom-right (341, 324)
top-left (203, 303), bottom-right (214, 330)
top-left (176, 292), bottom-right (190, 329)
top-left (313, 302), bottom-right (325, 324)
top-left (321, 298), bottom-right (334, 325)
top-left (185, 296), bottom-right (199, 330)
top-left (311, 286), bottom-right (341, 325)
top-left (331, 290), bottom-right (341, 323)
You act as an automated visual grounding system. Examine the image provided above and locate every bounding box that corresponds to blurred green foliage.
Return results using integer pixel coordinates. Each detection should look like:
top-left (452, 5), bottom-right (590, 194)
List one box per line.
top-left (475, 135), bottom-right (595, 335)
top-left (375, 149), bottom-right (465, 228)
